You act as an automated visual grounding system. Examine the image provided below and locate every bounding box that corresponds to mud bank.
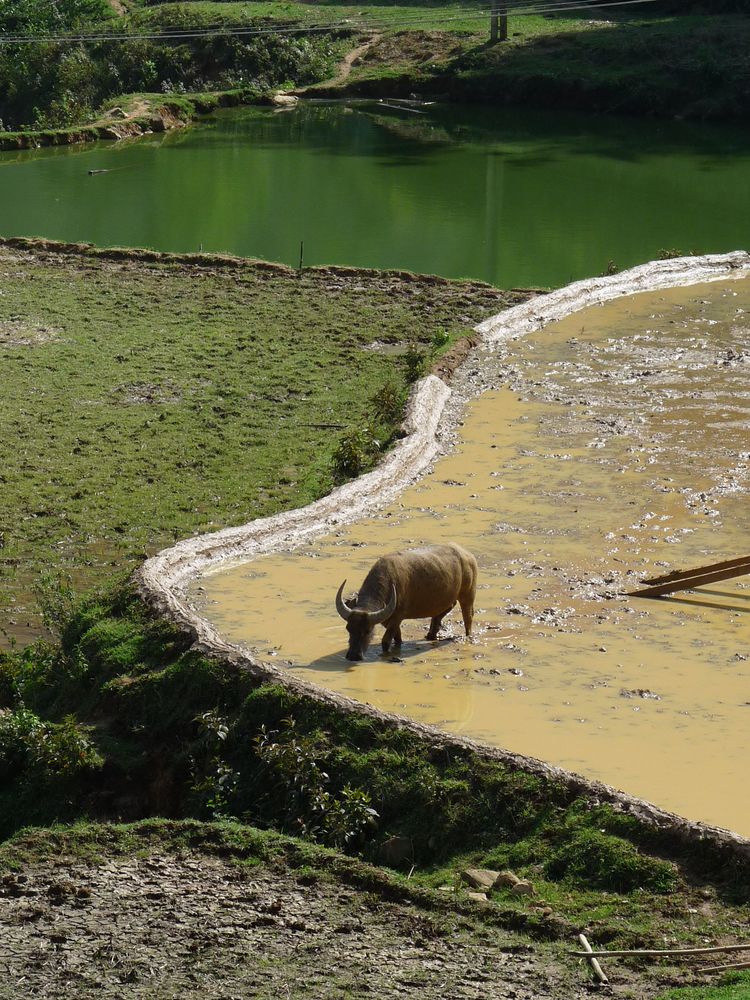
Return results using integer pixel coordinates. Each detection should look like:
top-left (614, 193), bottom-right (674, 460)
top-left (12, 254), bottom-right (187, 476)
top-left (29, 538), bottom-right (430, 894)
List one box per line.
top-left (0, 101), bottom-right (195, 152)
top-left (0, 90), bottom-right (267, 152)
top-left (137, 253), bottom-right (750, 863)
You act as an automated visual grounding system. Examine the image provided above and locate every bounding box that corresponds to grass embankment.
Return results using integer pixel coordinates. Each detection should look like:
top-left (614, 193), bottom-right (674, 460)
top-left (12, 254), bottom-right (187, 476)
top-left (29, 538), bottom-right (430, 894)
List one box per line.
top-left (316, 14), bottom-right (750, 120)
top-left (2, 581), bottom-right (750, 963)
top-left (123, 4), bottom-right (750, 120)
top-left (0, 239), bottom-right (510, 643)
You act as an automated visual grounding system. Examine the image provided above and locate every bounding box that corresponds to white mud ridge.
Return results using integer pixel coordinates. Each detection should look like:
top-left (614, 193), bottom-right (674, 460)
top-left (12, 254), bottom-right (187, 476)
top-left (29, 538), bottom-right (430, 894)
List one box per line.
top-left (136, 252), bottom-right (750, 857)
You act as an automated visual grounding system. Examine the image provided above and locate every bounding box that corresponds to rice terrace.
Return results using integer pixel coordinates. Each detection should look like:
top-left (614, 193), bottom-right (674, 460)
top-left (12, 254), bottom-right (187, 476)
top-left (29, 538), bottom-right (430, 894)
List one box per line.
top-left (1, 2), bottom-right (750, 999)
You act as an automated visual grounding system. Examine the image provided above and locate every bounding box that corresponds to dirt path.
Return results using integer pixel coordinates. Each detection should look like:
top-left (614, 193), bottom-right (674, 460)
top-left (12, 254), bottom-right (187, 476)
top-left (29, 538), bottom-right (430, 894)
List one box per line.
top-left (0, 852), bottom-right (619, 1000)
top-left (335, 34), bottom-right (382, 85)
top-left (301, 33), bottom-right (382, 92)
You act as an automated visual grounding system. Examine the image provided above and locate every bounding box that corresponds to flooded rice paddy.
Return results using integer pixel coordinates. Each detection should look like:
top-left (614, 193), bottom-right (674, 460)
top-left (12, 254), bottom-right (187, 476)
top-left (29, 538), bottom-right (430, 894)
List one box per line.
top-left (191, 277), bottom-right (750, 835)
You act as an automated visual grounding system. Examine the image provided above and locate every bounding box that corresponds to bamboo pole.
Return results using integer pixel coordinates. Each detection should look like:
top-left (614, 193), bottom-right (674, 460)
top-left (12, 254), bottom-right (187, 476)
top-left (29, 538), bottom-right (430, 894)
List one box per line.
top-left (644, 554), bottom-right (750, 586)
top-left (631, 559), bottom-right (750, 598)
top-left (703, 960), bottom-right (750, 974)
top-left (571, 943), bottom-right (750, 960)
top-left (578, 934), bottom-right (608, 984)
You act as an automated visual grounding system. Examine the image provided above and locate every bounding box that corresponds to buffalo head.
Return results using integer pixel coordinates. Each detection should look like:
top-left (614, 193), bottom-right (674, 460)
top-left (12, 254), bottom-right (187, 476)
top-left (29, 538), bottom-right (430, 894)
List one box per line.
top-left (335, 581), bottom-right (397, 661)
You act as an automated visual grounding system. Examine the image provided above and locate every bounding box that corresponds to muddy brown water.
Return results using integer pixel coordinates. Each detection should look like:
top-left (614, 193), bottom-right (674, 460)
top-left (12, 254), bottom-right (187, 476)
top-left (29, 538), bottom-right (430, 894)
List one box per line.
top-left (191, 278), bottom-right (750, 836)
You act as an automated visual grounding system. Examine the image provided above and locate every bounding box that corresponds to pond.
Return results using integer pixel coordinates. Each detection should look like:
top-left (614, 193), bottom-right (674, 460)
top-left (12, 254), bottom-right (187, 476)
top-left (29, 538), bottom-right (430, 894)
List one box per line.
top-left (2, 102), bottom-right (750, 287)
top-left (191, 276), bottom-right (750, 835)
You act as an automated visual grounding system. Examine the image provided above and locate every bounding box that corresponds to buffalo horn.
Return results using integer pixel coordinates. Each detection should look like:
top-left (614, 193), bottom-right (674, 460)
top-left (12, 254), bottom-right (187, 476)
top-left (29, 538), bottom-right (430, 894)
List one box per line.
top-left (335, 580), bottom-right (353, 621)
top-left (364, 585), bottom-right (397, 625)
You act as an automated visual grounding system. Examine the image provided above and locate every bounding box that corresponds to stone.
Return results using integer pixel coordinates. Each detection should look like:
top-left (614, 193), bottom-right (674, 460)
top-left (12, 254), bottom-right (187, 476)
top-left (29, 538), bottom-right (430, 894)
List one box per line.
top-left (460, 868), bottom-right (500, 891)
top-left (510, 880), bottom-right (534, 897)
top-left (378, 836), bottom-right (413, 868)
top-left (495, 870), bottom-right (522, 888)
top-left (107, 107), bottom-right (128, 119)
top-left (466, 892), bottom-right (488, 903)
top-left (271, 93), bottom-right (298, 108)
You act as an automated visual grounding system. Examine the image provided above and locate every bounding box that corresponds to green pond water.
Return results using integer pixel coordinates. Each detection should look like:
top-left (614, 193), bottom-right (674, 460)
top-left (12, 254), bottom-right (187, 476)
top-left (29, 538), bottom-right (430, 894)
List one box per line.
top-left (2, 101), bottom-right (749, 286)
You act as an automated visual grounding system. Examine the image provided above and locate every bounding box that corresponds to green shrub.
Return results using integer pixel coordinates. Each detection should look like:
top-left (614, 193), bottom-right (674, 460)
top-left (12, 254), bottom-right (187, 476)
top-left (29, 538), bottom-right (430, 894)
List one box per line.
top-left (431, 329), bottom-right (451, 350)
top-left (331, 426), bottom-right (381, 482)
top-left (370, 382), bottom-right (406, 425)
top-left (401, 342), bottom-right (429, 383)
top-left (254, 719), bottom-right (378, 848)
top-left (0, 707), bottom-right (103, 782)
top-left (545, 828), bottom-right (678, 893)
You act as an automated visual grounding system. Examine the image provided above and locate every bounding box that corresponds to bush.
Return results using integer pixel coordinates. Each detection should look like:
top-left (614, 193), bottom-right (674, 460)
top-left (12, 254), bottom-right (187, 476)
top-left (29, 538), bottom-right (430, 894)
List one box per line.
top-left (331, 426), bottom-right (381, 482)
top-left (0, 707), bottom-right (103, 782)
top-left (0, 32), bottom-right (341, 130)
top-left (254, 719), bottom-right (378, 848)
top-left (545, 828), bottom-right (678, 893)
top-left (401, 342), bottom-right (429, 383)
top-left (370, 381), bottom-right (406, 425)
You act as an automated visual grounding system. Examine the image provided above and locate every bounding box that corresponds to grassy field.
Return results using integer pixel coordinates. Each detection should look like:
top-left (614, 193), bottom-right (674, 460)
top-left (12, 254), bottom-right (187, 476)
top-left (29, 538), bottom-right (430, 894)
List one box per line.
top-left (0, 240), bottom-right (513, 645)
top-left (127, 2), bottom-right (609, 38)
top-left (658, 978), bottom-right (750, 1000)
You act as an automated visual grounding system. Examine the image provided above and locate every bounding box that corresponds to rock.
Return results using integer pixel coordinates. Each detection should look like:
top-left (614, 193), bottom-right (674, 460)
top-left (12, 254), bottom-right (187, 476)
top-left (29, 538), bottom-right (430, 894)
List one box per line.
top-left (107, 107), bottom-right (128, 119)
top-left (510, 880), bottom-right (535, 897)
top-left (271, 93), bottom-right (298, 108)
top-left (467, 891), bottom-right (488, 903)
top-left (460, 868), bottom-right (500, 891)
top-left (378, 836), bottom-right (413, 868)
top-left (495, 870), bottom-right (522, 888)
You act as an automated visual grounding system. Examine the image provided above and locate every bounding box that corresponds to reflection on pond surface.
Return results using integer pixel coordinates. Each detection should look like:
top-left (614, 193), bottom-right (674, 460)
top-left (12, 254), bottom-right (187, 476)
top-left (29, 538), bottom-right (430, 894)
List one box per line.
top-left (2, 102), bottom-right (750, 286)
top-left (192, 277), bottom-right (750, 835)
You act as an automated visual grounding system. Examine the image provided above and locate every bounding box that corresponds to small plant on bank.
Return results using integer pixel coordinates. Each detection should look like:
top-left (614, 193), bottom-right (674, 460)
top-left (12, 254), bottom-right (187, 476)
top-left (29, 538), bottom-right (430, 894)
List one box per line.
top-left (0, 707), bottom-right (103, 790)
top-left (255, 719), bottom-right (378, 849)
top-left (190, 709), bottom-right (240, 819)
top-left (33, 571), bottom-right (77, 639)
top-left (331, 425), bottom-right (381, 482)
top-left (431, 328), bottom-right (451, 350)
top-left (370, 381), bottom-right (406, 425)
top-left (401, 341), bottom-right (429, 383)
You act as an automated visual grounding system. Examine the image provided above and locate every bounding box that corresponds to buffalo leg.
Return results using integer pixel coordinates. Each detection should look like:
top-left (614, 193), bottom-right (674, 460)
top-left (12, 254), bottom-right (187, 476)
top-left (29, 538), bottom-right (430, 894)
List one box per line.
top-left (426, 606), bottom-right (454, 641)
top-left (459, 598), bottom-right (474, 636)
top-left (382, 623), bottom-right (402, 652)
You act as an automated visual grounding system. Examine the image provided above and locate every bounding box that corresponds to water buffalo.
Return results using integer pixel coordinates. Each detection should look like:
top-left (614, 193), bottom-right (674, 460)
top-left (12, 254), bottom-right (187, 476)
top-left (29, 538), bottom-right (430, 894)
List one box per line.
top-left (335, 542), bottom-right (478, 661)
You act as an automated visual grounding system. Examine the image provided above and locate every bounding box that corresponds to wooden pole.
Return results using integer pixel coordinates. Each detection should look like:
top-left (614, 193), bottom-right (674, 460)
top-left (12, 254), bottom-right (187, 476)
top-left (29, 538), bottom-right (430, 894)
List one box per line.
top-left (631, 559), bottom-right (750, 599)
top-left (490, 3), bottom-right (508, 44)
top-left (704, 960), bottom-right (750, 974)
top-left (572, 943), bottom-right (750, 960)
top-left (643, 554), bottom-right (750, 586)
top-left (578, 934), bottom-right (608, 984)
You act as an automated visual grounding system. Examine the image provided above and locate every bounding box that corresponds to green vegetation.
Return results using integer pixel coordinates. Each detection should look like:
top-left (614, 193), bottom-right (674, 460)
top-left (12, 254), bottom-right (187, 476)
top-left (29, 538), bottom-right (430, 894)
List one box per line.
top-left (655, 974), bottom-right (750, 1000)
top-left (1, 578), bottom-right (749, 950)
top-left (0, 0), bottom-right (112, 34)
top-left (0, 27), bottom-right (341, 130)
top-left (2, 1), bottom-right (749, 132)
top-left (0, 240), bottom-right (508, 641)
top-left (328, 15), bottom-right (750, 120)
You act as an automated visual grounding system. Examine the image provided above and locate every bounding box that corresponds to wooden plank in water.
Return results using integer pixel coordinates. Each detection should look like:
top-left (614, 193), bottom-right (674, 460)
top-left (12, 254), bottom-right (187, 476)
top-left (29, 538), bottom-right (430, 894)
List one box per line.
top-left (632, 557), bottom-right (750, 599)
top-left (644, 554), bottom-right (750, 586)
